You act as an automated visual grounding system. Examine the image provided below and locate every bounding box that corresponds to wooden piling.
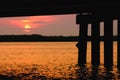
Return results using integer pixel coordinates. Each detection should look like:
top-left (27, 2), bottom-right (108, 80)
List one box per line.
top-left (117, 19), bottom-right (120, 69)
top-left (76, 15), bottom-right (89, 65)
top-left (91, 20), bottom-right (100, 66)
top-left (104, 17), bottom-right (113, 69)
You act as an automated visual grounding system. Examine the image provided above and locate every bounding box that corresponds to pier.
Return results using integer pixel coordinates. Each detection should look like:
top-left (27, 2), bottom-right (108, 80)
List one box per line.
top-left (0, 0), bottom-right (120, 70)
top-left (76, 12), bottom-right (120, 70)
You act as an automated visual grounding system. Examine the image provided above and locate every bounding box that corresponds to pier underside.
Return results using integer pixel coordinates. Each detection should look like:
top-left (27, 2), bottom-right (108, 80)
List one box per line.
top-left (0, 1), bottom-right (120, 17)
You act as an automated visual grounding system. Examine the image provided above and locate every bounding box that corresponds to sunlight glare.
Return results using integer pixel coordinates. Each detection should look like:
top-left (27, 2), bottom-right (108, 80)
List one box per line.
top-left (24, 24), bottom-right (31, 29)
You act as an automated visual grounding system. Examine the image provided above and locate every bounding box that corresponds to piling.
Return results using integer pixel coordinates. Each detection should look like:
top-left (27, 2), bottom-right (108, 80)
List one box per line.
top-left (118, 19), bottom-right (120, 69)
top-left (91, 18), bottom-right (100, 66)
top-left (76, 14), bottom-right (89, 65)
top-left (104, 17), bottom-right (113, 69)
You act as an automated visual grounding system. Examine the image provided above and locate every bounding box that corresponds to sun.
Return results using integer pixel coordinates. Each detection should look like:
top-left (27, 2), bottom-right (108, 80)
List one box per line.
top-left (24, 24), bottom-right (31, 29)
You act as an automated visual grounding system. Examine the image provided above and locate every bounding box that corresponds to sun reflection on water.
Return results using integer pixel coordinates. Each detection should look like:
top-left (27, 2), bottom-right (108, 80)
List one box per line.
top-left (0, 42), bottom-right (119, 79)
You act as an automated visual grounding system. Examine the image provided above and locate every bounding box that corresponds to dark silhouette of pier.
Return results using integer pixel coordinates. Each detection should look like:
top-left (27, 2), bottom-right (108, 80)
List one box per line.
top-left (0, 0), bottom-right (120, 71)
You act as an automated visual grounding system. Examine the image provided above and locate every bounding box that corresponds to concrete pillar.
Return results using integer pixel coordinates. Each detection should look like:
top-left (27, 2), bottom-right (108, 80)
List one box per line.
top-left (76, 14), bottom-right (89, 65)
top-left (104, 17), bottom-right (113, 70)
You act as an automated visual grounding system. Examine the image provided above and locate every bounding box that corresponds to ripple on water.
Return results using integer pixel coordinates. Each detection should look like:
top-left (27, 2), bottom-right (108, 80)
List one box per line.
top-left (0, 42), bottom-right (119, 79)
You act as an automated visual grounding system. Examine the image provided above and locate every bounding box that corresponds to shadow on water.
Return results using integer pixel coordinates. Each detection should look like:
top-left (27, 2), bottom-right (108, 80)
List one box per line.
top-left (0, 73), bottom-right (48, 80)
top-left (0, 65), bottom-right (119, 80)
top-left (75, 64), bottom-right (117, 80)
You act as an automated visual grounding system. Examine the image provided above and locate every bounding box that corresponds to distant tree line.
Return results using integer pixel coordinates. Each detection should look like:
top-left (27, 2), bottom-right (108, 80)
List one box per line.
top-left (0, 34), bottom-right (78, 42)
top-left (0, 34), bottom-right (118, 42)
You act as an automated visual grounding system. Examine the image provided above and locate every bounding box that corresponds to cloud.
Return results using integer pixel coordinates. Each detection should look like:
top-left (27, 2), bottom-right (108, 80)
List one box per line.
top-left (0, 16), bottom-right (56, 29)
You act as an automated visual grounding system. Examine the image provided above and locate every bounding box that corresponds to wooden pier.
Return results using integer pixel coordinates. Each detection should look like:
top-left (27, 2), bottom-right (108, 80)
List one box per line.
top-left (0, 0), bottom-right (120, 70)
top-left (76, 13), bottom-right (120, 70)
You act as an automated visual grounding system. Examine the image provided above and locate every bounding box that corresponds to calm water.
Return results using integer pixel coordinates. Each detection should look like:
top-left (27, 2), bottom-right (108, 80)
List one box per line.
top-left (0, 42), bottom-right (119, 80)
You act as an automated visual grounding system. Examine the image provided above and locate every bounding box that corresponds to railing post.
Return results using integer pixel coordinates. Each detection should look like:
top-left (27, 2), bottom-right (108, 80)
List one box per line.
top-left (76, 14), bottom-right (89, 65)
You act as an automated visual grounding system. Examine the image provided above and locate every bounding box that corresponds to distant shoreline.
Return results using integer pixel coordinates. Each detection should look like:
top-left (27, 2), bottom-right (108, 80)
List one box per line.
top-left (0, 34), bottom-right (78, 42)
top-left (0, 34), bottom-right (118, 42)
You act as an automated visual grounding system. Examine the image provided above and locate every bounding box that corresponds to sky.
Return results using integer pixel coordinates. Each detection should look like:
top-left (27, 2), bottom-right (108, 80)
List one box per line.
top-left (0, 14), bottom-right (117, 36)
top-left (0, 14), bottom-right (79, 36)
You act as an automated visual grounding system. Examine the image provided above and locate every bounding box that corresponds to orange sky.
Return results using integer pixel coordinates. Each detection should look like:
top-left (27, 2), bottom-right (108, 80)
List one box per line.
top-left (0, 14), bottom-right (79, 36)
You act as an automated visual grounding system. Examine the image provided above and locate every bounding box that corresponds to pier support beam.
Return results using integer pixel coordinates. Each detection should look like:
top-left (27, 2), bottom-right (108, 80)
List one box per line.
top-left (91, 19), bottom-right (100, 66)
top-left (76, 14), bottom-right (89, 65)
top-left (118, 19), bottom-right (120, 69)
top-left (104, 17), bottom-right (113, 69)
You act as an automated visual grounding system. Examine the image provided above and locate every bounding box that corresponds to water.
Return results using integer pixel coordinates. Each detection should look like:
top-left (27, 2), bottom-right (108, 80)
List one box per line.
top-left (0, 42), bottom-right (119, 80)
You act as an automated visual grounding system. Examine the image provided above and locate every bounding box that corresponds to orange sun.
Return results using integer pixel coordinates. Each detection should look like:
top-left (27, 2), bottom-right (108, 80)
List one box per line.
top-left (24, 24), bottom-right (31, 29)
top-left (24, 24), bottom-right (31, 33)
